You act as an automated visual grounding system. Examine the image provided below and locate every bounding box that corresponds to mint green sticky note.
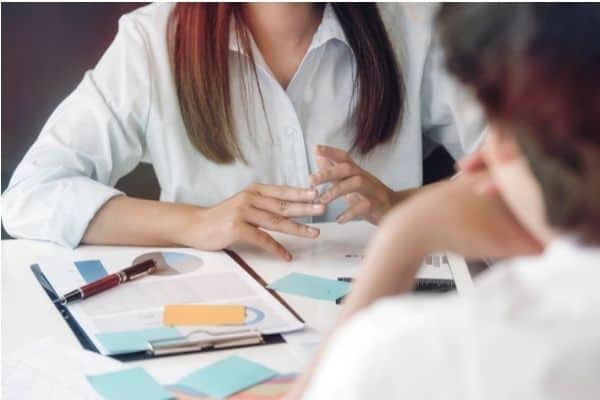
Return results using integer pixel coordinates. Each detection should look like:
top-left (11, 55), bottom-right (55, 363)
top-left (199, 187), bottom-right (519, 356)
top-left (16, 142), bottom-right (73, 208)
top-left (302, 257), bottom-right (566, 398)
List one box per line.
top-left (177, 355), bottom-right (278, 399)
top-left (96, 327), bottom-right (181, 355)
top-left (268, 273), bottom-right (350, 301)
top-left (87, 367), bottom-right (173, 400)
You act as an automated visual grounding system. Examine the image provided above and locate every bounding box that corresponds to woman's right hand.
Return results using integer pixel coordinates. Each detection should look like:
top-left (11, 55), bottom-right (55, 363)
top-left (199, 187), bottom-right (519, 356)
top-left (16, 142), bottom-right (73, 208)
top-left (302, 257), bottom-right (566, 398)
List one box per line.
top-left (179, 183), bottom-right (325, 261)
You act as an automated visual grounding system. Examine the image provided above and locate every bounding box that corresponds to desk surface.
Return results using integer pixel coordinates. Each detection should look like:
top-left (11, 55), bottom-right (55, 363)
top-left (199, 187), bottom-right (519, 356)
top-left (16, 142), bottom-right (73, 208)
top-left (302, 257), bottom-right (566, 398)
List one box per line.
top-left (1, 221), bottom-right (471, 384)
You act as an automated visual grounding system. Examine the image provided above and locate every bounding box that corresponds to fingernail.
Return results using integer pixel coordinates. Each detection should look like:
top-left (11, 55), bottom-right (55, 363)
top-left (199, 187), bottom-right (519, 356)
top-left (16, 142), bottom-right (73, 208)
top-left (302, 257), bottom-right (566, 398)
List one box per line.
top-left (309, 227), bottom-right (319, 236)
top-left (336, 215), bottom-right (346, 224)
top-left (313, 204), bottom-right (324, 212)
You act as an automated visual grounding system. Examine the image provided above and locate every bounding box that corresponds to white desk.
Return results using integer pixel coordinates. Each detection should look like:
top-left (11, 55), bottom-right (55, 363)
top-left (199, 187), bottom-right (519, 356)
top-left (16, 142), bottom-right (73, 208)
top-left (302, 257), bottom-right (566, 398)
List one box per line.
top-left (1, 221), bottom-right (471, 385)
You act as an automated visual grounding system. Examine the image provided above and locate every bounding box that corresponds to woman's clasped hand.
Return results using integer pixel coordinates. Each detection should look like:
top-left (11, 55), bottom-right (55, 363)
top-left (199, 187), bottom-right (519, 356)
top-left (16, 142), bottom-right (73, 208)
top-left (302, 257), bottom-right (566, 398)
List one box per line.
top-left (182, 183), bottom-right (325, 261)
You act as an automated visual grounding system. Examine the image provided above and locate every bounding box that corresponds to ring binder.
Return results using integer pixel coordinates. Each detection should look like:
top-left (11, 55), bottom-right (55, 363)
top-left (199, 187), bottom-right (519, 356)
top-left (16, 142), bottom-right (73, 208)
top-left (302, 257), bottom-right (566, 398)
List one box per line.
top-left (148, 329), bottom-right (264, 356)
top-left (30, 249), bottom-right (298, 361)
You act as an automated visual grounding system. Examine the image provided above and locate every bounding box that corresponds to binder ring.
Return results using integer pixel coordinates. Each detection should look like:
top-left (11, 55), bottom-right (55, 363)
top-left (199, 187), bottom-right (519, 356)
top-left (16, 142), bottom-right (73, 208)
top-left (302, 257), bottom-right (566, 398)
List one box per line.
top-left (147, 329), bottom-right (263, 356)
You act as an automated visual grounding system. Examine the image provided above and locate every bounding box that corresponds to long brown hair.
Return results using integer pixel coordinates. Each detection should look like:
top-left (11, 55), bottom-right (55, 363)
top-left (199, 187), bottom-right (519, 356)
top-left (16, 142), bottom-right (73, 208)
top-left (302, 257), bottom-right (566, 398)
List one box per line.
top-left (168, 3), bottom-right (403, 164)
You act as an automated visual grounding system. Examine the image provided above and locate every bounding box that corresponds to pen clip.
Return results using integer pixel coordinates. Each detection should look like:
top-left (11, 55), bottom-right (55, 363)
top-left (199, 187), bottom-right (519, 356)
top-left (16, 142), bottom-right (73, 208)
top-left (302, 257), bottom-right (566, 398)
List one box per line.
top-left (127, 266), bottom-right (157, 281)
top-left (123, 260), bottom-right (158, 281)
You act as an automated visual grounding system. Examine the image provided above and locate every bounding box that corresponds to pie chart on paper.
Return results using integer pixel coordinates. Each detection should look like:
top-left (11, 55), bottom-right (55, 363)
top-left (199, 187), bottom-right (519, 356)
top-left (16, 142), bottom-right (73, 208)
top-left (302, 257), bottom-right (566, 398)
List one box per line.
top-left (244, 306), bottom-right (266, 325)
top-left (132, 251), bottom-right (204, 276)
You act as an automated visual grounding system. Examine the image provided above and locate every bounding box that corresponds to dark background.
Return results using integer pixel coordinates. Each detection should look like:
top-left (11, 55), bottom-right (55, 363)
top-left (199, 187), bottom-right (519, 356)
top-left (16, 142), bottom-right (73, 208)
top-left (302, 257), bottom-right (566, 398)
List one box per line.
top-left (2, 3), bottom-right (157, 199)
top-left (1, 3), bottom-right (453, 239)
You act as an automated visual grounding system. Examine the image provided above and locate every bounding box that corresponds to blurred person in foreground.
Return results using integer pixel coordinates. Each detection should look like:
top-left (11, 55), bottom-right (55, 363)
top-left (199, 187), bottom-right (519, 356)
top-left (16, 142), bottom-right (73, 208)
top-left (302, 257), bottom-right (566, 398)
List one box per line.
top-left (292, 4), bottom-right (600, 399)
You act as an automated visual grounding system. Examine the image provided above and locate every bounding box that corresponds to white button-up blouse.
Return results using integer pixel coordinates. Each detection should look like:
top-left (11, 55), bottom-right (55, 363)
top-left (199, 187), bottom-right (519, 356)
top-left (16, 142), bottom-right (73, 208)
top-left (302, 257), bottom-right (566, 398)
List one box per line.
top-left (3, 3), bottom-right (484, 247)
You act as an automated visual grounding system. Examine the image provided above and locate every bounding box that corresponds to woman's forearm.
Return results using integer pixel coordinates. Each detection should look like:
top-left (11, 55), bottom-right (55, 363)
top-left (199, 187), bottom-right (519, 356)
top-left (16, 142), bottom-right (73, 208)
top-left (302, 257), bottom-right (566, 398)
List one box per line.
top-left (287, 209), bottom-right (428, 399)
top-left (391, 187), bottom-right (418, 206)
top-left (82, 195), bottom-right (202, 247)
top-left (391, 178), bottom-right (449, 207)
top-left (81, 183), bottom-right (326, 259)
top-left (338, 209), bottom-right (427, 321)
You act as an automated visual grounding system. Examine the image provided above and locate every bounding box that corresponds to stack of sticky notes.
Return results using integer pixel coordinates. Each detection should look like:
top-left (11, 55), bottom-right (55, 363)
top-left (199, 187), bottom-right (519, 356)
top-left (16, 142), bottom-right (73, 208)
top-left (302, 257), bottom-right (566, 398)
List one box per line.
top-left (175, 355), bottom-right (278, 399)
top-left (86, 367), bottom-right (173, 400)
top-left (163, 304), bottom-right (246, 326)
top-left (268, 273), bottom-right (351, 302)
top-left (169, 373), bottom-right (298, 399)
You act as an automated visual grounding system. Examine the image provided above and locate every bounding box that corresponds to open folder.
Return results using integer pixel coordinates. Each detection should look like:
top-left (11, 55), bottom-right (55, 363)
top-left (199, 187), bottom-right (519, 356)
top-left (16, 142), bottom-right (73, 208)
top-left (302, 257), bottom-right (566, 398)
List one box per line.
top-left (32, 247), bottom-right (304, 361)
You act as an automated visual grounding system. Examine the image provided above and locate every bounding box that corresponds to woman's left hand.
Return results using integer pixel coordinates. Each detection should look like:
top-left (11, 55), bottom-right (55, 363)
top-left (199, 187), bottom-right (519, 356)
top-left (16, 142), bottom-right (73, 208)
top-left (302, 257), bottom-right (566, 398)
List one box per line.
top-left (309, 145), bottom-right (401, 225)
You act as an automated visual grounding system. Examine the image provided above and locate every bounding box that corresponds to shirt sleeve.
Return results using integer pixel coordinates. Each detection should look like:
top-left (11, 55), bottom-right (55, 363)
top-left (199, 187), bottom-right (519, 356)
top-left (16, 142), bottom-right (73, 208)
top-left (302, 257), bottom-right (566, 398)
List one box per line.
top-left (420, 33), bottom-right (486, 160)
top-left (303, 295), bottom-right (469, 399)
top-left (2, 15), bottom-right (152, 248)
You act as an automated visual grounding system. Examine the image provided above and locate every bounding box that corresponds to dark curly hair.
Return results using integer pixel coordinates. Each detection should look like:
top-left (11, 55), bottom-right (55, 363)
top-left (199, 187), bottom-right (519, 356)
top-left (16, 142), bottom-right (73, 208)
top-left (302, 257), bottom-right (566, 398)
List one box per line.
top-left (436, 4), bottom-right (600, 244)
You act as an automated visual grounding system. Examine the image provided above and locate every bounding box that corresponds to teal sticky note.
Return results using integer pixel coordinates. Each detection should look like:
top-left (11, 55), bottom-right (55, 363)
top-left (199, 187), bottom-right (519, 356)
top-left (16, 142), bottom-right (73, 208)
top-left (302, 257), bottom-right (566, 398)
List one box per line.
top-left (268, 273), bottom-right (350, 301)
top-left (96, 327), bottom-right (181, 355)
top-left (177, 355), bottom-right (278, 399)
top-left (86, 367), bottom-right (173, 400)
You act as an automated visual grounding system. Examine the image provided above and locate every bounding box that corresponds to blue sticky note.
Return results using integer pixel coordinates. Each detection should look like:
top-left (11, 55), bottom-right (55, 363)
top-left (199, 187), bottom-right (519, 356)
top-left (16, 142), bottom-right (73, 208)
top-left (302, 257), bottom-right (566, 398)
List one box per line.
top-left (268, 273), bottom-right (350, 301)
top-left (177, 355), bottom-right (278, 399)
top-left (96, 327), bottom-right (182, 355)
top-left (86, 367), bottom-right (172, 400)
top-left (74, 259), bottom-right (107, 282)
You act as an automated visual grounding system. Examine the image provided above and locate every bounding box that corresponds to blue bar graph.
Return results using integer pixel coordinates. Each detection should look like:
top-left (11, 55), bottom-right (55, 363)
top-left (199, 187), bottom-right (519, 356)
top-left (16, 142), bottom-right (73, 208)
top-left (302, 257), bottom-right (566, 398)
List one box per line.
top-left (74, 259), bottom-right (107, 283)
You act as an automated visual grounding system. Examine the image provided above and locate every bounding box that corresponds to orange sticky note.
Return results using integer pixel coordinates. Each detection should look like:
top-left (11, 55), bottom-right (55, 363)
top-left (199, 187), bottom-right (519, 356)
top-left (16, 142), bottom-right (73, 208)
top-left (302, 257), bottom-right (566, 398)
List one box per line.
top-left (163, 305), bottom-right (245, 326)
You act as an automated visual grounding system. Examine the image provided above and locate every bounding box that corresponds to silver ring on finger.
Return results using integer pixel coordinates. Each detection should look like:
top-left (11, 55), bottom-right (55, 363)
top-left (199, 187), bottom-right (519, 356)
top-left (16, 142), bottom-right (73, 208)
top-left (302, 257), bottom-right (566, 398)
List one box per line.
top-left (280, 200), bottom-right (288, 213)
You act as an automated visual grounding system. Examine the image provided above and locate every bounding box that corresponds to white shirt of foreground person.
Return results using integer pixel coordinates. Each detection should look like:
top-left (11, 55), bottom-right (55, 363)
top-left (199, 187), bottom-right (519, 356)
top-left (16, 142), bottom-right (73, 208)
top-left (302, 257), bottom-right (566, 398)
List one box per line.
top-left (303, 238), bottom-right (600, 400)
top-left (2, 3), bottom-right (482, 247)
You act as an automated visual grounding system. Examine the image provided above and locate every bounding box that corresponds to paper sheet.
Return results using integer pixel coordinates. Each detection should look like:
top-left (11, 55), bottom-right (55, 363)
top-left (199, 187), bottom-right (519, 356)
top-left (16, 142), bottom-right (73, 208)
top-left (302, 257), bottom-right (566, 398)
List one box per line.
top-left (233, 221), bottom-right (454, 281)
top-left (282, 327), bottom-right (323, 368)
top-left (2, 337), bottom-right (123, 400)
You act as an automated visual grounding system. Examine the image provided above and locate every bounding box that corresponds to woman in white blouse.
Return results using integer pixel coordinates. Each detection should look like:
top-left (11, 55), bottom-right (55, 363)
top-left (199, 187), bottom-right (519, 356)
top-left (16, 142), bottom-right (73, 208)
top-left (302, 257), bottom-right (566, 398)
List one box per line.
top-left (3, 3), bottom-right (482, 259)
